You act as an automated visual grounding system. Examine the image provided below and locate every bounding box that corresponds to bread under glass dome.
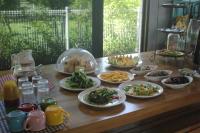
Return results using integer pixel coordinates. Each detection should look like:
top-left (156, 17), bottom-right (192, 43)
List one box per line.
top-left (56, 48), bottom-right (98, 74)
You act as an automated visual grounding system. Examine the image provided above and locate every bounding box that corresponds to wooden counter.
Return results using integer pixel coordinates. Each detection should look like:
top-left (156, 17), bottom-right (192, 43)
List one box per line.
top-left (4, 52), bottom-right (200, 133)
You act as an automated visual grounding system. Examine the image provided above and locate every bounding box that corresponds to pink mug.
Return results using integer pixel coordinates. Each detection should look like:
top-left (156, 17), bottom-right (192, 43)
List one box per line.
top-left (24, 110), bottom-right (46, 131)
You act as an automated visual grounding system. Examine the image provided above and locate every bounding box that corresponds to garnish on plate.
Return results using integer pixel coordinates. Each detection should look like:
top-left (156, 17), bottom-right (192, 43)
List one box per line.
top-left (157, 49), bottom-right (184, 57)
top-left (123, 84), bottom-right (158, 96)
top-left (87, 87), bottom-right (118, 104)
top-left (66, 71), bottom-right (94, 88)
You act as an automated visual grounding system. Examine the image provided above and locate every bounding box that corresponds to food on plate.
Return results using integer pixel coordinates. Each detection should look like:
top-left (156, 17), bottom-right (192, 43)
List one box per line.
top-left (88, 87), bottom-right (118, 104)
top-left (64, 56), bottom-right (94, 73)
top-left (123, 84), bottom-right (159, 96)
top-left (157, 49), bottom-right (184, 57)
top-left (147, 70), bottom-right (169, 77)
top-left (133, 65), bottom-right (151, 71)
top-left (108, 55), bottom-right (139, 67)
top-left (164, 76), bottom-right (189, 84)
top-left (99, 71), bottom-right (129, 83)
top-left (66, 71), bottom-right (94, 88)
top-left (178, 68), bottom-right (194, 76)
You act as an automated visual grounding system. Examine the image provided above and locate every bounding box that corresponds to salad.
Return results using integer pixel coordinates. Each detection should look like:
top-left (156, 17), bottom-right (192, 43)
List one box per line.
top-left (88, 87), bottom-right (118, 104)
top-left (123, 84), bottom-right (159, 96)
top-left (66, 71), bottom-right (94, 88)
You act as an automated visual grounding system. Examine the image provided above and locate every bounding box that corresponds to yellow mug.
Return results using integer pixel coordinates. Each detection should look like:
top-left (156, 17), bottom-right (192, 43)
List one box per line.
top-left (45, 105), bottom-right (70, 126)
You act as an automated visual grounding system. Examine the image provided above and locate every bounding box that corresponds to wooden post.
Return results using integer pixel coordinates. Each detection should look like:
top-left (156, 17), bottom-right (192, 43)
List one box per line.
top-left (92, 0), bottom-right (104, 58)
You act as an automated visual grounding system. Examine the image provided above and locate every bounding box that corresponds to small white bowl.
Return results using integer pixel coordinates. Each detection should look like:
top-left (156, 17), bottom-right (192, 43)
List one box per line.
top-left (130, 65), bottom-right (158, 75)
top-left (161, 76), bottom-right (193, 89)
top-left (144, 70), bottom-right (173, 82)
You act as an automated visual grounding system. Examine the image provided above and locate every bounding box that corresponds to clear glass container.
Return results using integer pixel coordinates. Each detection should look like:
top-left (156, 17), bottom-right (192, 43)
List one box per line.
top-left (186, 19), bottom-right (200, 54)
top-left (167, 33), bottom-right (180, 51)
top-left (56, 48), bottom-right (98, 74)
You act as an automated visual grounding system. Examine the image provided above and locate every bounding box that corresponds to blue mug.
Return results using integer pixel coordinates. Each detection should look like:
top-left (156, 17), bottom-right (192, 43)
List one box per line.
top-left (6, 110), bottom-right (26, 132)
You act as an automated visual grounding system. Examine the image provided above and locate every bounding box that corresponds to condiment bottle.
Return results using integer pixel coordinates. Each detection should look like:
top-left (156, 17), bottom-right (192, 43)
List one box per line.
top-left (3, 80), bottom-right (20, 113)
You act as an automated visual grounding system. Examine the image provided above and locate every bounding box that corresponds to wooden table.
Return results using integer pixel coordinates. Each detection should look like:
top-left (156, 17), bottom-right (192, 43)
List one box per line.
top-left (3, 52), bottom-right (200, 133)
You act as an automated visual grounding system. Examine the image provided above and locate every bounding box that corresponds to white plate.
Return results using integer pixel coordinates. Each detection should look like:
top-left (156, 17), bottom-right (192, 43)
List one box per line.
top-left (97, 71), bottom-right (134, 84)
top-left (130, 65), bottom-right (158, 75)
top-left (161, 76), bottom-right (193, 89)
top-left (55, 66), bottom-right (95, 75)
top-left (144, 70), bottom-right (173, 82)
top-left (59, 76), bottom-right (101, 91)
top-left (78, 87), bottom-right (126, 108)
top-left (118, 80), bottom-right (163, 98)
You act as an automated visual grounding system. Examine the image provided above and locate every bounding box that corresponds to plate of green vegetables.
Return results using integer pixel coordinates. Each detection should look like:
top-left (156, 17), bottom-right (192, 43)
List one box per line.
top-left (78, 87), bottom-right (126, 108)
top-left (59, 71), bottom-right (101, 91)
top-left (119, 80), bottom-right (163, 98)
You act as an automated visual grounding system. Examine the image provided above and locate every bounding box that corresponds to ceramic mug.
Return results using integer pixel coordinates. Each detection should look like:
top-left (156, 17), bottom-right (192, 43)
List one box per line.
top-left (6, 110), bottom-right (26, 132)
top-left (18, 103), bottom-right (37, 113)
top-left (24, 110), bottom-right (46, 131)
top-left (45, 105), bottom-right (70, 126)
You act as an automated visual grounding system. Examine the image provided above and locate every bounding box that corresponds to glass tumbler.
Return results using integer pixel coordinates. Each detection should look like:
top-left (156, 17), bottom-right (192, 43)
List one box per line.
top-left (167, 33), bottom-right (180, 51)
top-left (37, 79), bottom-right (49, 102)
top-left (21, 82), bottom-right (36, 103)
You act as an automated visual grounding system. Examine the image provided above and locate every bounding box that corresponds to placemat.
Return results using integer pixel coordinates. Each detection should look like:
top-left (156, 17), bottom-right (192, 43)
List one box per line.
top-left (0, 102), bottom-right (67, 133)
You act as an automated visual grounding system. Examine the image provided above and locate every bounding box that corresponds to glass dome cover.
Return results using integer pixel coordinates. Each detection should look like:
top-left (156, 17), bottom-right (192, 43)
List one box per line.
top-left (56, 48), bottom-right (98, 74)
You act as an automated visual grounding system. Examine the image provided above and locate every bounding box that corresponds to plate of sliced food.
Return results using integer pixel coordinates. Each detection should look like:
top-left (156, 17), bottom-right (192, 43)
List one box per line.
top-left (97, 71), bottom-right (134, 84)
top-left (156, 49), bottom-right (185, 57)
top-left (78, 86), bottom-right (126, 108)
top-left (108, 55), bottom-right (139, 68)
top-left (161, 76), bottom-right (193, 89)
top-left (119, 80), bottom-right (163, 98)
top-left (59, 71), bottom-right (101, 91)
top-left (144, 70), bottom-right (173, 82)
top-left (130, 65), bottom-right (158, 75)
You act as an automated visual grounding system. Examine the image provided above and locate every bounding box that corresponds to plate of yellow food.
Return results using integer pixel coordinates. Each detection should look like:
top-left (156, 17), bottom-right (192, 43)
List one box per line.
top-left (108, 55), bottom-right (139, 68)
top-left (97, 71), bottom-right (134, 84)
top-left (119, 80), bottom-right (163, 98)
top-left (156, 49), bottom-right (185, 57)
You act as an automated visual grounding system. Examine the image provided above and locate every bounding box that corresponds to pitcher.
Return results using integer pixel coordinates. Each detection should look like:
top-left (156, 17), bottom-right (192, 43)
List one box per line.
top-left (11, 50), bottom-right (35, 77)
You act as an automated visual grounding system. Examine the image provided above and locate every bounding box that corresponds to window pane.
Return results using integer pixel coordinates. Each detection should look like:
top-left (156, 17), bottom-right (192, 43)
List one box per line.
top-left (103, 0), bottom-right (142, 56)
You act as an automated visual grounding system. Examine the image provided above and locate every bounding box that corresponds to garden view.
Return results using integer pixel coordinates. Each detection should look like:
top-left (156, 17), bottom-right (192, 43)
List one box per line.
top-left (0, 0), bottom-right (141, 70)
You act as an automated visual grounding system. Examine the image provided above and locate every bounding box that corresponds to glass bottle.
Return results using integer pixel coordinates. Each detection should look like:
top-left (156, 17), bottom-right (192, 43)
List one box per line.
top-left (185, 19), bottom-right (200, 54)
top-left (193, 30), bottom-right (200, 67)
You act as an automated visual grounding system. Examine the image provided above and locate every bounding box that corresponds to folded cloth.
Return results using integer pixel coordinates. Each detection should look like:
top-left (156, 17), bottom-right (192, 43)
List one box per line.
top-left (0, 74), bottom-right (55, 91)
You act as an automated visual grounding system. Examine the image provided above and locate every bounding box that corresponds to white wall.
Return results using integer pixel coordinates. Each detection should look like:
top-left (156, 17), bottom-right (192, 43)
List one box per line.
top-left (147, 0), bottom-right (172, 51)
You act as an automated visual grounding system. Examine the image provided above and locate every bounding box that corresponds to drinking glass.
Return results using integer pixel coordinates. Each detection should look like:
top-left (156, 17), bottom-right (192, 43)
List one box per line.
top-left (21, 82), bottom-right (36, 103)
top-left (37, 79), bottom-right (49, 102)
top-left (185, 19), bottom-right (200, 54)
top-left (167, 33), bottom-right (180, 51)
top-left (32, 75), bottom-right (42, 84)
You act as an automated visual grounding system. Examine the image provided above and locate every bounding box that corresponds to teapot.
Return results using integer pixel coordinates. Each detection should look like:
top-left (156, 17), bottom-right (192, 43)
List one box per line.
top-left (11, 50), bottom-right (36, 77)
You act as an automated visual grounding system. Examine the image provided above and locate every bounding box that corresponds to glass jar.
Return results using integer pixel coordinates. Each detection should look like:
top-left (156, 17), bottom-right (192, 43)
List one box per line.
top-left (167, 33), bottom-right (180, 51)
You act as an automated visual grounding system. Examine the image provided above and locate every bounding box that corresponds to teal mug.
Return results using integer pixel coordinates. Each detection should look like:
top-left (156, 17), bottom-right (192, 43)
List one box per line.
top-left (6, 110), bottom-right (26, 132)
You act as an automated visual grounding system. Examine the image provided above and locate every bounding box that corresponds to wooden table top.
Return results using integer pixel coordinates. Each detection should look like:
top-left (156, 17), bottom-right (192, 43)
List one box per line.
top-left (3, 52), bottom-right (200, 133)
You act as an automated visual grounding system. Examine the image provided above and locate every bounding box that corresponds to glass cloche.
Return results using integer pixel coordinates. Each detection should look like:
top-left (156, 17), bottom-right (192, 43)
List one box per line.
top-left (56, 48), bottom-right (98, 74)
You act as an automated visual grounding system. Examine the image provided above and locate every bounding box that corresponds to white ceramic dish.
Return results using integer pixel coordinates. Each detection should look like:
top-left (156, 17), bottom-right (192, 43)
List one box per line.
top-left (161, 76), bottom-right (193, 89)
top-left (178, 68), bottom-right (195, 76)
top-left (130, 65), bottom-right (158, 75)
top-left (59, 76), bottom-right (101, 91)
top-left (97, 71), bottom-right (134, 84)
top-left (118, 80), bottom-right (163, 98)
top-left (144, 70), bottom-right (173, 82)
top-left (78, 87), bottom-right (126, 108)
top-left (194, 71), bottom-right (200, 78)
